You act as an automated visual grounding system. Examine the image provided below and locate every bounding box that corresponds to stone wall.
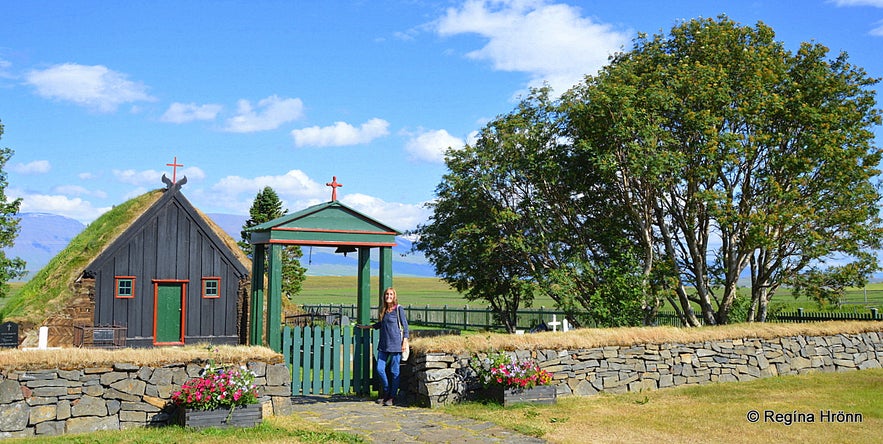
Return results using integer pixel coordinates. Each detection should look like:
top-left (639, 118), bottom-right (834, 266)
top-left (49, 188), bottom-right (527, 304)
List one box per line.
top-left (0, 361), bottom-right (292, 439)
top-left (403, 331), bottom-right (883, 408)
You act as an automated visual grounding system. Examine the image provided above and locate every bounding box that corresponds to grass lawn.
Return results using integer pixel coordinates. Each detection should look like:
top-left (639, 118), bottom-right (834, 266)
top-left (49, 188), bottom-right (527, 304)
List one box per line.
top-left (443, 368), bottom-right (883, 444)
top-left (2, 415), bottom-right (364, 444)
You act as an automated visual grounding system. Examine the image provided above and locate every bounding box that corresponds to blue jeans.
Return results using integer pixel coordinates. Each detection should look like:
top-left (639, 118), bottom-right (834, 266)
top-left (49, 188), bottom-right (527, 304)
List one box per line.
top-left (376, 350), bottom-right (402, 400)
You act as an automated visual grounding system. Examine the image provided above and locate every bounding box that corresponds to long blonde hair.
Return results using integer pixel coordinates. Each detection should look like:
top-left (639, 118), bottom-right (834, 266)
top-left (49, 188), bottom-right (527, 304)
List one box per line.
top-left (379, 287), bottom-right (398, 319)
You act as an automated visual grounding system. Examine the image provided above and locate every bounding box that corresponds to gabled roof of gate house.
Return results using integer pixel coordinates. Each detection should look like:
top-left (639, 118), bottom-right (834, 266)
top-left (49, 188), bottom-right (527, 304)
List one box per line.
top-left (246, 200), bottom-right (401, 247)
top-left (2, 185), bottom-right (249, 345)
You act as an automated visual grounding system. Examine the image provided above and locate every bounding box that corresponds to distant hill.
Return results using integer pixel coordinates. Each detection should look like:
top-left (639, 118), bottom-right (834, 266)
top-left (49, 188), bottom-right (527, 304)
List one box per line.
top-left (7, 213), bottom-right (85, 280)
top-left (7, 212), bottom-right (435, 280)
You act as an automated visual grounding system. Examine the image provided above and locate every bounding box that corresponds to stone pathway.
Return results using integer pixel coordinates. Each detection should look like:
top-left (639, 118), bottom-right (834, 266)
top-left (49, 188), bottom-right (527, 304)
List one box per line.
top-left (288, 396), bottom-right (546, 444)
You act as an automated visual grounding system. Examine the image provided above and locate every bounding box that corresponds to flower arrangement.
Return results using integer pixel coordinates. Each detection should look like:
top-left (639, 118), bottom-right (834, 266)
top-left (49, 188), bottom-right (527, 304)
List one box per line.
top-left (171, 362), bottom-right (259, 411)
top-left (471, 351), bottom-right (553, 390)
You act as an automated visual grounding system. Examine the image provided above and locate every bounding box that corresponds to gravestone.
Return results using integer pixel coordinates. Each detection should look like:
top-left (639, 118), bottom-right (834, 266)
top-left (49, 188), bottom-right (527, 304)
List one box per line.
top-left (0, 321), bottom-right (19, 348)
top-left (93, 328), bottom-right (114, 345)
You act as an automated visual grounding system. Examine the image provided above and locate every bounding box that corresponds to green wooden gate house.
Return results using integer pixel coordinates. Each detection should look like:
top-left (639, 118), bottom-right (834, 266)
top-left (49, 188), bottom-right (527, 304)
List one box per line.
top-left (245, 180), bottom-right (401, 394)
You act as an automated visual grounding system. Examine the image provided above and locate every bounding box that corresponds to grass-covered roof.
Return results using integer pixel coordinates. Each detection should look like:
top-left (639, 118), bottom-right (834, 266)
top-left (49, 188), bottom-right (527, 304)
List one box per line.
top-left (0, 188), bottom-right (250, 328)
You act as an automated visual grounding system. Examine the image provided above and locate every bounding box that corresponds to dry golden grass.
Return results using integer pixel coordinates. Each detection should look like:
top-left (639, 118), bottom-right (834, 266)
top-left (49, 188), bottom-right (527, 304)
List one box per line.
top-left (412, 321), bottom-right (883, 354)
top-left (445, 368), bottom-right (883, 444)
top-left (0, 344), bottom-right (282, 371)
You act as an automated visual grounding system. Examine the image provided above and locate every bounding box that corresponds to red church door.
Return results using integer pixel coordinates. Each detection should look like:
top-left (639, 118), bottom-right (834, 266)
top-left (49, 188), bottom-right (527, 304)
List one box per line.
top-left (153, 281), bottom-right (187, 345)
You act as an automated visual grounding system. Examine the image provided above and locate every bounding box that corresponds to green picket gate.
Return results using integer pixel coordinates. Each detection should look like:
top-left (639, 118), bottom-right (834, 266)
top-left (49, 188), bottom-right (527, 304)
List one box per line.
top-left (282, 325), bottom-right (378, 396)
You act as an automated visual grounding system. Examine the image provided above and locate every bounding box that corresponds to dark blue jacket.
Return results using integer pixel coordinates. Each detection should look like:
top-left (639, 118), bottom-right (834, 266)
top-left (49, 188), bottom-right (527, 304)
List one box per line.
top-left (372, 305), bottom-right (409, 353)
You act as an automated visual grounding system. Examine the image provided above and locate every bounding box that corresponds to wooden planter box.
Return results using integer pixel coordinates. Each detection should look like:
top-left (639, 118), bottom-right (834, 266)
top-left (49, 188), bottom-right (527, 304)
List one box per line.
top-left (176, 403), bottom-right (262, 429)
top-left (491, 385), bottom-right (557, 406)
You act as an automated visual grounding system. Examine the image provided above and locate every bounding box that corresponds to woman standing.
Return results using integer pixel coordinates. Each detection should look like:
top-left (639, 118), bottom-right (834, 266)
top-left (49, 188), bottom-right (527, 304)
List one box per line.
top-left (358, 287), bottom-right (409, 406)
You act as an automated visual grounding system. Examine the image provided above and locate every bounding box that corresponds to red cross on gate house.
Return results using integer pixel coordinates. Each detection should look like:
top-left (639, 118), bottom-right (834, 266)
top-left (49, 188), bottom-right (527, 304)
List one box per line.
top-left (326, 176), bottom-right (343, 201)
top-left (166, 156), bottom-right (183, 184)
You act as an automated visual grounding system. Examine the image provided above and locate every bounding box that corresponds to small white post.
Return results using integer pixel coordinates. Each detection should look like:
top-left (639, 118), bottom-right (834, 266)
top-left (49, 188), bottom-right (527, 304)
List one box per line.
top-left (562, 318), bottom-right (570, 332)
top-left (548, 314), bottom-right (561, 332)
top-left (38, 326), bottom-right (49, 349)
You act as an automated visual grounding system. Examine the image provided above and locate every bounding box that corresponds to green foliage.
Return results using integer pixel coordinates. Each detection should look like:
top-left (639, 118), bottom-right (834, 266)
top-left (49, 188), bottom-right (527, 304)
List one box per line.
top-left (416, 88), bottom-right (645, 331)
top-left (0, 121), bottom-right (26, 300)
top-left (240, 187), bottom-right (306, 298)
top-left (564, 15), bottom-right (883, 325)
top-left (419, 16), bottom-right (882, 328)
top-left (239, 186), bottom-right (285, 256)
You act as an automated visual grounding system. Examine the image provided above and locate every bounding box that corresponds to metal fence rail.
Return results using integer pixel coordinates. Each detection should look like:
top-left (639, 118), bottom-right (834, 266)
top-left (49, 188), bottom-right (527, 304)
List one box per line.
top-left (300, 304), bottom-right (881, 331)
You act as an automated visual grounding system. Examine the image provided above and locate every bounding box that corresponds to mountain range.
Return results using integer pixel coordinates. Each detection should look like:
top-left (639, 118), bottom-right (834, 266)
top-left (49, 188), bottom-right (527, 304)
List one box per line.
top-left (7, 212), bottom-right (436, 280)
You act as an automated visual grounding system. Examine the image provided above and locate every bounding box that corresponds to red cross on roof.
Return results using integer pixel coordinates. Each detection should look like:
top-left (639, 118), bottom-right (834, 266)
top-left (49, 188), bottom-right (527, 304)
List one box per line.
top-left (326, 176), bottom-right (343, 201)
top-left (166, 156), bottom-right (183, 184)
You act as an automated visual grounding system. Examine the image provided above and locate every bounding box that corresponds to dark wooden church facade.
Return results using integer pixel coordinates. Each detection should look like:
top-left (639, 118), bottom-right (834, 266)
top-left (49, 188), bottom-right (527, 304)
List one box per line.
top-left (83, 180), bottom-right (250, 347)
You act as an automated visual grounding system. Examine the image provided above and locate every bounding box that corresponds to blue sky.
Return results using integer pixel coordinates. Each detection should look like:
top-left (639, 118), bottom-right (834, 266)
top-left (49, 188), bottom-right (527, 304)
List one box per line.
top-left (2, 0), bottom-right (882, 232)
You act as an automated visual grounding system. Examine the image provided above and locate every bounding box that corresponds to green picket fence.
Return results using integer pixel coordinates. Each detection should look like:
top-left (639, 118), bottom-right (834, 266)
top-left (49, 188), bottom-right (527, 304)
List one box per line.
top-left (281, 324), bottom-right (379, 396)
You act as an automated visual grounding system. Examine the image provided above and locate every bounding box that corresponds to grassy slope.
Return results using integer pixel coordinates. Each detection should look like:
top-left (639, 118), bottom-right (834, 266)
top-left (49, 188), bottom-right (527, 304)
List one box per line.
top-left (0, 190), bottom-right (163, 326)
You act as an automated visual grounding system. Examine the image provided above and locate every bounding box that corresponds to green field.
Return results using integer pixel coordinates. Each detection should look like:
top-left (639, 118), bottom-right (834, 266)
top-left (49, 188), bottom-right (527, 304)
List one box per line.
top-left (296, 276), bottom-right (520, 307)
top-left (298, 276), bottom-right (883, 313)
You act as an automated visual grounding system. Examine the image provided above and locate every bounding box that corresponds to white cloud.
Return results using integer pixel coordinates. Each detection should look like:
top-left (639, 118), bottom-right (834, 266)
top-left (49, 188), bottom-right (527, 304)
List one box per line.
top-left (10, 160), bottom-right (51, 174)
top-left (341, 193), bottom-right (431, 231)
top-left (190, 171), bottom-right (431, 230)
top-left (0, 58), bottom-right (12, 79)
top-left (25, 63), bottom-right (155, 112)
top-left (78, 172), bottom-right (95, 180)
top-left (113, 166), bottom-right (206, 186)
top-left (212, 169), bottom-right (321, 197)
top-left (223, 95), bottom-right (304, 132)
top-left (206, 169), bottom-right (325, 214)
top-left (161, 102), bottom-right (223, 123)
top-left (291, 118), bottom-right (390, 147)
top-left (871, 20), bottom-right (883, 36)
top-left (436, 0), bottom-right (630, 94)
top-left (10, 190), bottom-right (112, 223)
top-left (51, 184), bottom-right (108, 199)
top-left (831, 0), bottom-right (883, 7)
top-left (405, 129), bottom-right (464, 163)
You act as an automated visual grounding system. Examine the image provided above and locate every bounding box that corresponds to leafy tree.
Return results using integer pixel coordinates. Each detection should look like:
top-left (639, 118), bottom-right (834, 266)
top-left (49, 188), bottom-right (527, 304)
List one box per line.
top-left (564, 16), bottom-right (883, 324)
top-left (0, 120), bottom-right (27, 300)
top-left (415, 88), bottom-right (646, 331)
top-left (419, 16), bottom-right (882, 328)
top-left (240, 187), bottom-right (306, 298)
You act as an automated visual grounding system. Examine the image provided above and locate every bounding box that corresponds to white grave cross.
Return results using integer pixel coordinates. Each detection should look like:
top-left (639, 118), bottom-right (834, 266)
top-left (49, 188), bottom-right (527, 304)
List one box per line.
top-left (548, 314), bottom-right (561, 332)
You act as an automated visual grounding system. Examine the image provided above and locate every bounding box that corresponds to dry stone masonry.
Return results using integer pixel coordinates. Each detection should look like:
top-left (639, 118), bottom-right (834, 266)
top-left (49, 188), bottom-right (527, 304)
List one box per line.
top-left (0, 361), bottom-right (291, 439)
top-left (403, 331), bottom-right (883, 408)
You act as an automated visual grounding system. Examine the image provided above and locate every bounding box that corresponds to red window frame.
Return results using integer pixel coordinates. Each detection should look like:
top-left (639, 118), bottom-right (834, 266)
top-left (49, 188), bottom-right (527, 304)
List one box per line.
top-left (115, 276), bottom-right (136, 299)
top-left (202, 277), bottom-right (221, 299)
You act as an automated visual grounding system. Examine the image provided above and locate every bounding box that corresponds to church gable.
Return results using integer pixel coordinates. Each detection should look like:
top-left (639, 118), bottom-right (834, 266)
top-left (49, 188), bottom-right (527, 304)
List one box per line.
top-left (83, 185), bottom-right (250, 347)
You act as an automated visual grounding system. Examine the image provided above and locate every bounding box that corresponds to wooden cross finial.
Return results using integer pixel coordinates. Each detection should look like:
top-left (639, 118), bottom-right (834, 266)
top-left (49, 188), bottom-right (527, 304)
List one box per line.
top-left (166, 156), bottom-right (183, 184)
top-left (326, 176), bottom-right (343, 201)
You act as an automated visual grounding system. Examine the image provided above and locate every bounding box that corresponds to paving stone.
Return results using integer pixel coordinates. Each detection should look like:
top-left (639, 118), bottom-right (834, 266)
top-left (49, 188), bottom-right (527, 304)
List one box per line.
top-left (288, 397), bottom-right (545, 443)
